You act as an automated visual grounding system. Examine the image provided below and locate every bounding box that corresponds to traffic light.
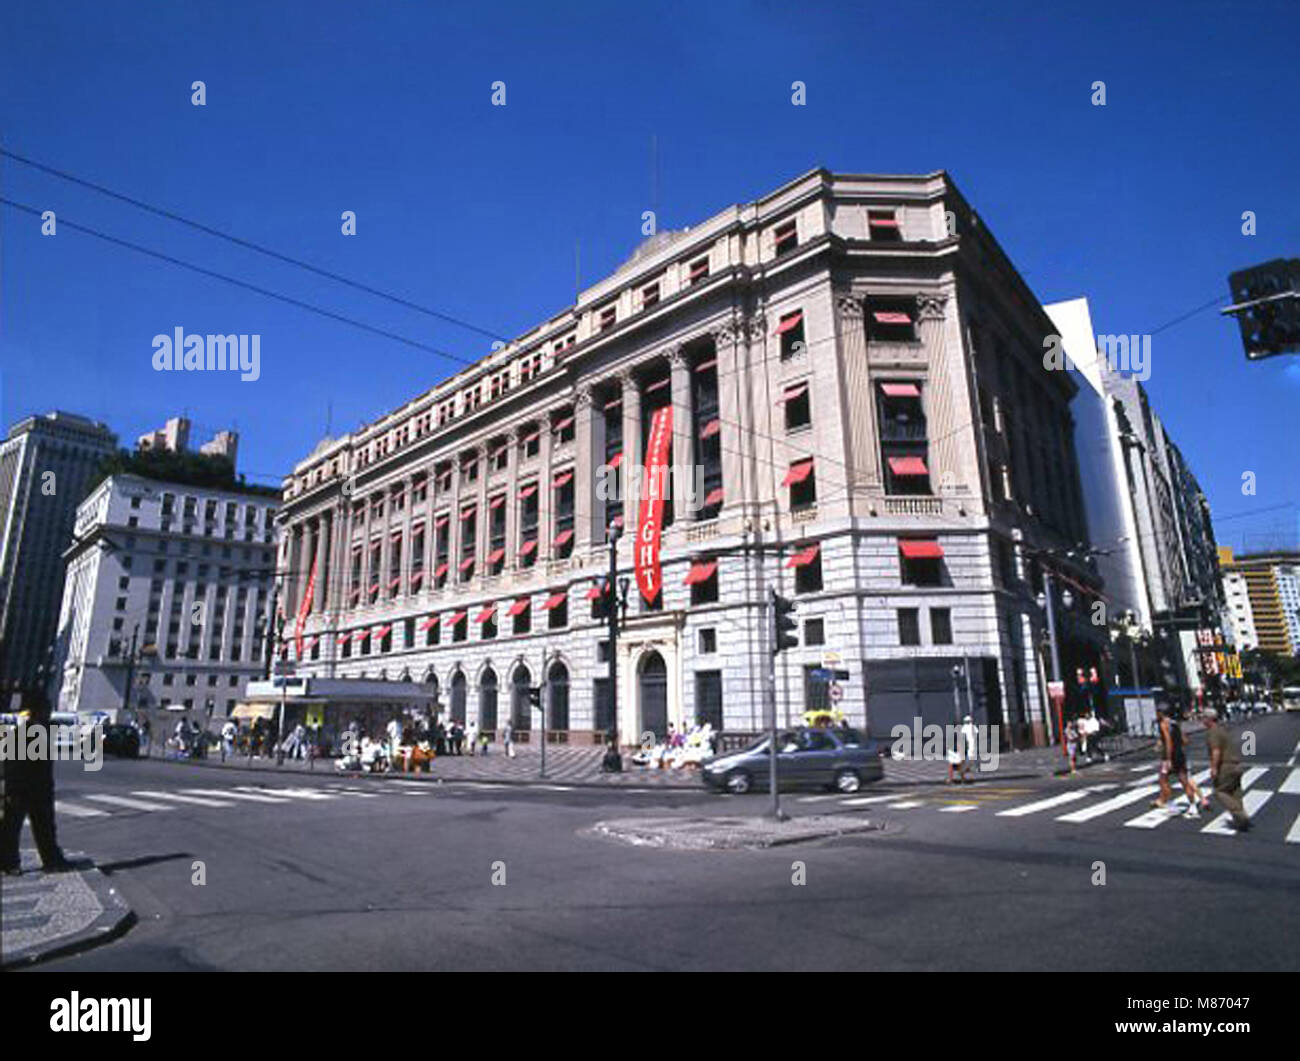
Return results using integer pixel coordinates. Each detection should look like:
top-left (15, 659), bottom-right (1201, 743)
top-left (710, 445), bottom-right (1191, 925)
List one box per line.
top-left (772, 591), bottom-right (798, 654)
top-left (1226, 258), bottom-right (1300, 359)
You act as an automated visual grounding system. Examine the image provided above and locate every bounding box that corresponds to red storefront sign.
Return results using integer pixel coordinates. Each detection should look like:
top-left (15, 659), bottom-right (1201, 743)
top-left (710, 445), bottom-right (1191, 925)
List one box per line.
top-left (635, 405), bottom-right (673, 604)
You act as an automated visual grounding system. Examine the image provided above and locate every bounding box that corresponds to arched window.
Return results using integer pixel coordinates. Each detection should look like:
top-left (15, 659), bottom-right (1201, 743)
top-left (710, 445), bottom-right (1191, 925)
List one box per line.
top-left (451, 671), bottom-right (468, 728)
top-left (639, 650), bottom-right (668, 739)
top-left (511, 664), bottom-right (532, 730)
top-left (478, 667), bottom-right (497, 730)
top-left (547, 661), bottom-right (570, 732)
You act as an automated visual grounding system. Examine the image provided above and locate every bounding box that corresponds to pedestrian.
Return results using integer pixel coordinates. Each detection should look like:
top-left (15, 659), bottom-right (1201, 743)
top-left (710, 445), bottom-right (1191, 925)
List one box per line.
top-left (480, 728), bottom-right (490, 755)
top-left (1151, 705), bottom-right (1206, 817)
top-left (467, 719), bottom-right (479, 756)
top-left (502, 719), bottom-right (515, 758)
top-left (960, 713), bottom-right (978, 783)
top-left (1203, 708), bottom-right (1249, 831)
top-left (1, 688), bottom-right (73, 875)
top-left (1065, 718), bottom-right (1079, 775)
top-left (221, 718), bottom-right (237, 762)
top-left (435, 717), bottom-right (447, 757)
top-left (138, 715), bottom-right (152, 758)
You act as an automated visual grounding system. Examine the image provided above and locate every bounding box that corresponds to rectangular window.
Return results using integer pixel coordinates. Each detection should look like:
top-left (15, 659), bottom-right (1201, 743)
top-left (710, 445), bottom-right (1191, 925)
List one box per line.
top-left (878, 381), bottom-right (931, 495)
top-left (546, 591), bottom-right (568, 630)
top-left (788, 543), bottom-right (823, 594)
top-left (552, 407), bottom-right (575, 445)
top-left (459, 508), bottom-right (477, 582)
top-left (776, 310), bottom-right (805, 360)
top-left (699, 628), bottom-right (717, 654)
top-left (930, 608), bottom-right (953, 645)
top-left (688, 256), bottom-right (709, 285)
top-left (783, 458), bottom-right (816, 510)
top-left (686, 559), bottom-right (719, 606)
top-left (782, 381), bottom-right (811, 431)
top-left (599, 305), bottom-right (617, 332)
top-left (867, 298), bottom-right (918, 342)
top-left (868, 208), bottom-right (902, 242)
top-left (488, 497), bottom-right (506, 575)
top-left (695, 670), bottom-right (723, 729)
top-left (898, 608), bottom-right (921, 646)
top-left (774, 220), bottom-right (798, 256)
top-left (803, 665), bottom-right (831, 712)
top-left (553, 471), bottom-right (575, 557)
top-left (804, 618), bottom-right (826, 646)
top-left (642, 282), bottom-right (660, 309)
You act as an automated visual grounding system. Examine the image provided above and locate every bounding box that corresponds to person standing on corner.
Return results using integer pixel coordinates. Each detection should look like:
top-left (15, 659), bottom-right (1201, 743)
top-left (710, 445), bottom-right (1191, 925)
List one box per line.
top-left (1, 688), bottom-right (73, 876)
top-left (502, 718), bottom-right (515, 758)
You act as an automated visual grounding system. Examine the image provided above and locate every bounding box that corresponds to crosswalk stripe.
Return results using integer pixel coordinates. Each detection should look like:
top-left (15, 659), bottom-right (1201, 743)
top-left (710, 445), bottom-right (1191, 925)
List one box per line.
top-left (839, 795), bottom-right (897, 806)
top-left (235, 786), bottom-right (333, 801)
top-left (1122, 771), bottom-right (1213, 829)
top-left (1286, 812), bottom-right (1300, 844)
top-left (939, 805), bottom-right (977, 813)
top-left (1127, 772), bottom-right (1159, 786)
top-left (56, 800), bottom-right (109, 818)
top-left (887, 801), bottom-right (924, 809)
top-left (183, 788), bottom-right (290, 804)
top-left (1202, 789), bottom-right (1275, 836)
top-left (1280, 768), bottom-right (1300, 795)
top-left (797, 795), bottom-right (840, 803)
top-left (997, 786), bottom-right (1114, 818)
top-left (1058, 783), bottom-right (1160, 822)
top-left (83, 793), bottom-right (174, 812)
top-left (132, 790), bottom-right (235, 808)
top-left (1240, 767), bottom-right (1267, 791)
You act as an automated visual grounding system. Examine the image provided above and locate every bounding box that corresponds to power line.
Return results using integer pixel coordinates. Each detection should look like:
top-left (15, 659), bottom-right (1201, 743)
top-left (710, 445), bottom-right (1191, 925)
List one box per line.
top-left (0, 147), bottom-right (510, 344)
top-left (0, 197), bottom-right (472, 363)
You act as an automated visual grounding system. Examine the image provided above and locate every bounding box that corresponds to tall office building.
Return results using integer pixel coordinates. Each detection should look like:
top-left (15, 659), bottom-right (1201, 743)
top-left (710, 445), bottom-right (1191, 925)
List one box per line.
top-left (0, 411), bottom-right (117, 689)
top-left (1219, 548), bottom-right (1299, 658)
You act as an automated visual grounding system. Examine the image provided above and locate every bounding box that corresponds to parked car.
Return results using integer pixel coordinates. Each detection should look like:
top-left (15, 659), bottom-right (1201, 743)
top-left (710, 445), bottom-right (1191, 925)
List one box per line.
top-left (701, 726), bottom-right (885, 794)
top-left (103, 723), bottom-right (142, 758)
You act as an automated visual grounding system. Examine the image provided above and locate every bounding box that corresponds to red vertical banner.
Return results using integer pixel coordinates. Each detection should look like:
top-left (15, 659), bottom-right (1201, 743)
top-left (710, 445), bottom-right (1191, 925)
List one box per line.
top-left (635, 405), bottom-right (673, 604)
top-left (295, 553), bottom-right (318, 660)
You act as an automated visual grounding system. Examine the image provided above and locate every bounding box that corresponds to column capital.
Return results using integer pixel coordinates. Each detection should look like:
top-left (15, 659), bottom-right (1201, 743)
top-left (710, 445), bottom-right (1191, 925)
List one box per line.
top-left (712, 320), bottom-right (743, 348)
top-left (836, 294), bottom-right (864, 320)
top-left (743, 314), bottom-right (767, 343)
top-left (915, 292), bottom-right (948, 322)
top-left (618, 367), bottom-right (639, 391)
top-left (666, 345), bottom-right (689, 370)
top-left (574, 386), bottom-right (594, 411)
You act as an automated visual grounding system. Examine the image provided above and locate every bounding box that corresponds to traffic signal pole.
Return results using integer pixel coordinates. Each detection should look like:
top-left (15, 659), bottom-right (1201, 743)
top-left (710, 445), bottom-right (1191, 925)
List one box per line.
top-left (767, 588), bottom-right (782, 821)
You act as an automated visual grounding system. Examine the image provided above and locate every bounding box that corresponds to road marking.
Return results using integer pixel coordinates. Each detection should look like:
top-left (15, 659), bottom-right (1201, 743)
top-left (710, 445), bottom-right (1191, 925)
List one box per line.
top-left (1202, 789), bottom-right (1275, 836)
top-left (1288, 738), bottom-right (1299, 767)
top-left (1127, 772), bottom-right (1159, 786)
top-left (1240, 767), bottom-right (1267, 792)
top-left (535, 784), bottom-right (575, 791)
top-left (56, 800), bottom-right (109, 818)
top-left (1131, 764), bottom-right (1154, 773)
top-left (1286, 812), bottom-right (1300, 844)
top-left (132, 790), bottom-right (235, 808)
top-left (83, 793), bottom-right (174, 812)
top-left (997, 786), bottom-right (1116, 818)
top-left (1280, 767), bottom-right (1300, 795)
top-left (1057, 783), bottom-right (1160, 823)
top-left (939, 805), bottom-right (977, 813)
top-left (887, 801), bottom-right (924, 809)
top-left (235, 786), bottom-right (333, 801)
top-left (385, 780), bottom-right (433, 787)
top-left (797, 795), bottom-right (840, 803)
top-left (839, 795), bottom-right (897, 806)
top-left (1122, 771), bottom-right (1213, 829)
top-left (184, 788), bottom-right (290, 804)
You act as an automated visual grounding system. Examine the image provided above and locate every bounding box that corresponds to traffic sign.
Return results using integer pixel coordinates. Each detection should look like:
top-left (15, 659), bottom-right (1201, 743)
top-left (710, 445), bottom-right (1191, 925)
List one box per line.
top-left (828, 682), bottom-right (843, 703)
top-left (810, 668), bottom-right (833, 681)
top-left (1047, 680), bottom-right (1065, 705)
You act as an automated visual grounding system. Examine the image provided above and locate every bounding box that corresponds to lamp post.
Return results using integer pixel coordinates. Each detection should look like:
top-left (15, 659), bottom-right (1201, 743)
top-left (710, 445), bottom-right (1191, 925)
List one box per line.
top-left (1036, 573), bottom-right (1073, 757)
top-left (604, 520), bottom-right (624, 770)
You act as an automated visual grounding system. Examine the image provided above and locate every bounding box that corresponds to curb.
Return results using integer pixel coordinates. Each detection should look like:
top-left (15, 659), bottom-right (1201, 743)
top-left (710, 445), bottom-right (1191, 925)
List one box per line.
top-left (0, 853), bottom-right (135, 970)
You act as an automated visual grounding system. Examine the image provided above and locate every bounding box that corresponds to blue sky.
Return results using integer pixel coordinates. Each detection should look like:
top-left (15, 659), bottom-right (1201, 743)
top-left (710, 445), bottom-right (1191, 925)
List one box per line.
top-left (2, 0), bottom-right (1297, 552)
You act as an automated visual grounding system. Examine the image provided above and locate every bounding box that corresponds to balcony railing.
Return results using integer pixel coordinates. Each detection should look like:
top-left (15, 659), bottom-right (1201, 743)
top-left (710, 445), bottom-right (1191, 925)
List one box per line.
top-left (884, 496), bottom-right (943, 516)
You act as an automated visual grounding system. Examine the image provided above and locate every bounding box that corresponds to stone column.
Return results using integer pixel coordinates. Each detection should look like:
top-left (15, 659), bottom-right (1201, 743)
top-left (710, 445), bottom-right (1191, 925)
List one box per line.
top-left (713, 321), bottom-right (746, 515)
top-left (621, 369), bottom-right (642, 535)
top-left (400, 476), bottom-right (415, 611)
top-left (474, 443), bottom-right (489, 581)
top-left (505, 428), bottom-right (520, 571)
top-left (668, 346), bottom-right (695, 517)
top-left (914, 292), bottom-right (963, 497)
top-left (574, 386), bottom-right (596, 551)
top-left (835, 294), bottom-right (877, 502)
top-left (538, 412), bottom-right (554, 562)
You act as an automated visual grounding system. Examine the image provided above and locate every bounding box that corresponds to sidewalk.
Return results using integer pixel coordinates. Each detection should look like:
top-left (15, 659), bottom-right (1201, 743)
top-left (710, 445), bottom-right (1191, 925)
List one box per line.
top-left (0, 850), bottom-right (133, 969)
top-left (142, 729), bottom-right (1164, 789)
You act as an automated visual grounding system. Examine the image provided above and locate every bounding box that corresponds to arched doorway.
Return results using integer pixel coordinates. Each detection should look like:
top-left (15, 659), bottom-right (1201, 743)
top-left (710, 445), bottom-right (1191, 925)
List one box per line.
top-left (547, 661), bottom-right (570, 732)
top-left (639, 650), bottom-right (668, 739)
top-left (451, 671), bottom-right (468, 728)
top-left (478, 667), bottom-right (497, 730)
top-left (511, 664), bottom-right (531, 731)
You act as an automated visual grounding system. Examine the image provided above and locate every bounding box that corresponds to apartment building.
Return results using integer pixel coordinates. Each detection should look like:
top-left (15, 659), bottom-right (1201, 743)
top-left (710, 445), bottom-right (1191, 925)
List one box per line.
top-left (1219, 548), bottom-right (1299, 658)
top-left (278, 169), bottom-right (1097, 748)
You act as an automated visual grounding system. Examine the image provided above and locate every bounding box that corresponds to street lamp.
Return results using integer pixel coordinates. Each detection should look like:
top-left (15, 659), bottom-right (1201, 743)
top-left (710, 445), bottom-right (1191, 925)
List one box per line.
top-left (604, 520), bottom-right (624, 771)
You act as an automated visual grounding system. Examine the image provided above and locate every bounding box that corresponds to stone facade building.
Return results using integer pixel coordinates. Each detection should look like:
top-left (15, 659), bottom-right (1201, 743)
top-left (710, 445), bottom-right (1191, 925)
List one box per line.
top-left (278, 169), bottom-right (1095, 748)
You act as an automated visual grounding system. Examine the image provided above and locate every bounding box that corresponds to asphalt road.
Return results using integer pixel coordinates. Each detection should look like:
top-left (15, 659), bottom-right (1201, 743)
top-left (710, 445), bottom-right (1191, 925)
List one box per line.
top-left (24, 713), bottom-right (1300, 971)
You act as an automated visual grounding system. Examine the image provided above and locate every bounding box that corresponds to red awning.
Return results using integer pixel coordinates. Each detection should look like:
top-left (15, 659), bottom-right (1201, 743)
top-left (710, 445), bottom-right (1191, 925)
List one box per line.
top-left (490, 495), bottom-right (505, 509)
top-left (522, 430), bottom-right (540, 444)
top-left (699, 418), bottom-right (721, 439)
top-left (460, 508), bottom-right (475, 521)
top-left (434, 562), bottom-right (449, 579)
top-left (369, 582), bottom-right (380, 594)
top-left (782, 459), bottom-right (814, 486)
top-left (704, 487), bottom-right (724, 507)
top-left (683, 559), bottom-right (718, 586)
top-left (873, 311), bottom-right (912, 325)
top-left (410, 570), bottom-right (424, 587)
top-left (490, 447), bottom-right (506, 462)
top-left (420, 615), bottom-right (438, 631)
top-left (552, 416), bottom-right (574, 432)
top-left (544, 591), bottom-right (567, 610)
top-left (337, 632), bottom-right (351, 645)
top-left (777, 381), bottom-right (809, 404)
top-left (459, 556), bottom-right (475, 571)
top-left (374, 625), bottom-right (391, 639)
top-left (553, 471), bottom-right (573, 487)
top-left (604, 396), bottom-right (622, 410)
top-left (519, 539), bottom-right (537, 557)
top-left (507, 597), bottom-right (530, 617)
top-left (786, 544), bottom-right (821, 569)
top-left (356, 629), bottom-right (371, 642)
top-left (645, 377), bottom-right (670, 393)
top-left (487, 548), bottom-right (504, 565)
top-left (887, 455), bottom-right (929, 476)
top-left (881, 382), bottom-right (921, 397)
top-left (553, 528), bottom-right (574, 549)
top-left (446, 610), bottom-right (467, 626)
top-left (388, 576), bottom-right (401, 590)
top-left (869, 216), bottom-right (900, 228)
top-left (775, 311), bottom-right (804, 335)
top-left (608, 453), bottom-right (623, 469)
top-left (519, 483), bottom-right (537, 499)
top-left (586, 583), bottom-right (607, 601)
top-left (435, 515), bottom-right (449, 529)
top-left (689, 259), bottom-right (708, 278)
top-left (899, 539), bottom-right (944, 559)
top-left (475, 605), bottom-right (496, 624)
